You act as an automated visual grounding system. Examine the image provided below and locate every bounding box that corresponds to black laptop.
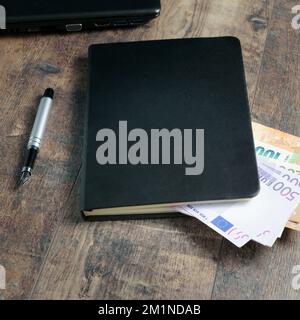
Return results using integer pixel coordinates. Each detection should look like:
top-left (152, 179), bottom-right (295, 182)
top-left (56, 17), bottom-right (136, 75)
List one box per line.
top-left (0, 0), bottom-right (160, 33)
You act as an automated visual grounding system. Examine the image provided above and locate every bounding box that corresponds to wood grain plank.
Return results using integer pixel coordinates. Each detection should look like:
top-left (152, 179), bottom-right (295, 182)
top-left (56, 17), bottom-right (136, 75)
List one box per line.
top-left (0, 33), bottom-right (89, 298)
top-left (212, 0), bottom-right (300, 300)
top-left (27, 0), bottom-right (273, 299)
top-left (0, 249), bottom-right (43, 300)
top-left (31, 180), bottom-right (222, 299)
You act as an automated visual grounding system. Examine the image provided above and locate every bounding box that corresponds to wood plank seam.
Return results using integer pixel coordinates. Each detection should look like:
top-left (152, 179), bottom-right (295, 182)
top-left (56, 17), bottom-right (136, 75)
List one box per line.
top-left (28, 164), bottom-right (83, 299)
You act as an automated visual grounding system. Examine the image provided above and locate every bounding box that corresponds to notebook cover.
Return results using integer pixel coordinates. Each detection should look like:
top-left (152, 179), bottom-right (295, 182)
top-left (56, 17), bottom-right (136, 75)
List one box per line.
top-left (81, 37), bottom-right (259, 218)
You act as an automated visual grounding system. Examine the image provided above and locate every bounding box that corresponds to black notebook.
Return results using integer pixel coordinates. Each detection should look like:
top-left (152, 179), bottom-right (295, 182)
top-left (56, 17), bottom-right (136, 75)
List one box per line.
top-left (81, 37), bottom-right (259, 219)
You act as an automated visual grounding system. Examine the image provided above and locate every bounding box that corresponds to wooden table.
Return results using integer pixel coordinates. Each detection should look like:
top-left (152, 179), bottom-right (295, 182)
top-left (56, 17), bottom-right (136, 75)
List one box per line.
top-left (1, 0), bottom-right (300, 300)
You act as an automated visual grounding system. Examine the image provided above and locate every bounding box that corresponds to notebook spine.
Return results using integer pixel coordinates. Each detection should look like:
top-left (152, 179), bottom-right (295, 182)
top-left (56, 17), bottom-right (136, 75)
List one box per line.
top-left (80, 52), bottom-right (93, 213)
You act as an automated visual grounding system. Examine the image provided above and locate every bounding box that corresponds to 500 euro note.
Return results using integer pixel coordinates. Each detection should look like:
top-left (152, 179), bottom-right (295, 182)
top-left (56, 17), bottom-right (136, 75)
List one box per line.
top-left (178, 158), bottom-right (300, 247)
top-left (253, 122), bottom-right (300, 229)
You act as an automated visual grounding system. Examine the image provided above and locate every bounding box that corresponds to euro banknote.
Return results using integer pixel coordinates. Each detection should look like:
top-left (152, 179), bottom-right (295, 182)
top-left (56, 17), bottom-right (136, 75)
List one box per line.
top-left (253, 122), bottom-right (300, 230)
top-left (178, 158), bottom-right (300, 247)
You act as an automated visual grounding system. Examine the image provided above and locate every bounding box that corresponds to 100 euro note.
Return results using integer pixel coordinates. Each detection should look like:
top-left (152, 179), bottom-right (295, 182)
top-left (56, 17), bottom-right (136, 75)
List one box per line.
top-left (252, 122), bottom-right (300, 229)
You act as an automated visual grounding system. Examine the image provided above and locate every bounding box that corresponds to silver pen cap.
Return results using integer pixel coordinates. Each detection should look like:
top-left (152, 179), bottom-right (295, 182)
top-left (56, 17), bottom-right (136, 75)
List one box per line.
top-left (28, 88), bottom-right (54, 149)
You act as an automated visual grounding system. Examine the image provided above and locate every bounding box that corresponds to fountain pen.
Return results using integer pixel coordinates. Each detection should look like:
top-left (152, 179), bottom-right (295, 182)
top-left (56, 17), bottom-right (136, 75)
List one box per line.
top-left (19, 88), bottom-right (54, 186)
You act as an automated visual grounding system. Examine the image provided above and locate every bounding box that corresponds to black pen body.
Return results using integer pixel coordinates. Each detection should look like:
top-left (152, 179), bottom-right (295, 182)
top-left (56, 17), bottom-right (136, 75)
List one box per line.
top-left (21, 147), bottom-right (39, 175)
